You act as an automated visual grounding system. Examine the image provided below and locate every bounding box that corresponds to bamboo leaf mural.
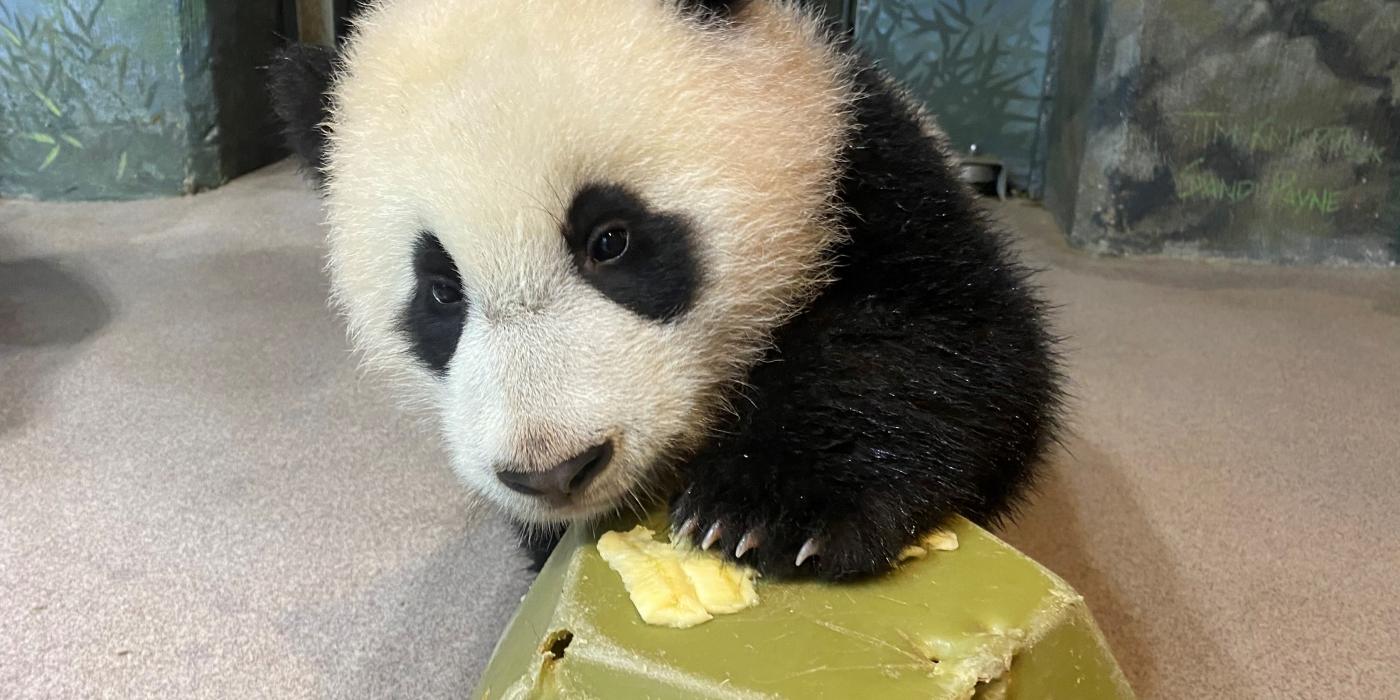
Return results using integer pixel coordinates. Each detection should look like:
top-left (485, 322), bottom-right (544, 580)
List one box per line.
top-left (854, 0), bottom-right (1055, 188)
top-left (0, 0), bottom-right (185, 198)
top-left (38, 143), bottom-right (60, 169)
top-left (31, 87), bottom-right (61, 115)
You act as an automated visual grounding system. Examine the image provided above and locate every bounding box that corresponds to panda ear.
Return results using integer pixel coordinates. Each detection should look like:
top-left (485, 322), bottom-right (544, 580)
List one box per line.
top-left (680, 0), bottom-right (749, 21)
top-left (268, 43), bottom-right (336, 186)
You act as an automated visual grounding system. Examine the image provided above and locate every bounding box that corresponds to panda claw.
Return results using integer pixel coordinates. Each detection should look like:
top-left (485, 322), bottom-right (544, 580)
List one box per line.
top-left (735, 530), bottom-right (762, 559)
top-left (701, 522), bottom-right (724, 550)
top-left (675, 517), bottom-right (698, 542)
top-left (795, 538), bottom-right (821, 567)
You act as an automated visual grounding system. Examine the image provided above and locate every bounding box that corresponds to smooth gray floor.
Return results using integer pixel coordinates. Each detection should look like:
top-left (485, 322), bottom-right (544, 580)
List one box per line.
top-left (1, 162), bottom-right (531, 698)
top-left (3, 161), bottom-right (1398, 698)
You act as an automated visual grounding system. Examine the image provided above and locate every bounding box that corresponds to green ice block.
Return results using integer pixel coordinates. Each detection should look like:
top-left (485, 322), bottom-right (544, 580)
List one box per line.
top-left (475, 515), bottom-right (1133, 699)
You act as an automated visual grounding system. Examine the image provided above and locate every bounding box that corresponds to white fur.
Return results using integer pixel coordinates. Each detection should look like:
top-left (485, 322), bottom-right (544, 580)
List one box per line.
top-left (321, 0), bottom-right (853, 523)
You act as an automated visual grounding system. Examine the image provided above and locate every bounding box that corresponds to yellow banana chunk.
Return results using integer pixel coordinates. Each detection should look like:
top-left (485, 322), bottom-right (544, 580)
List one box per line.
top-left (596, 526), bottom-right (759, 629)
top-left (680, 556), bottom-right (760, 615)
top-left (898, 529), bottom-right (960, 562)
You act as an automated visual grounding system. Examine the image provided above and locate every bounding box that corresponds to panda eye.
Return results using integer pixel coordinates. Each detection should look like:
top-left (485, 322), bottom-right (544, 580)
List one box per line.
top-left (430, 279), bottom-right (463, 306)
top-left (587, 224), bottom-right (630, 263)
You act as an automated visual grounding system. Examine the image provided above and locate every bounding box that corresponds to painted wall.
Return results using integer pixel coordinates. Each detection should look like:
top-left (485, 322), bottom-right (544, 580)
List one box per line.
top-left (853, 0), bottom-right (1058, 190)
top-left (1042, 0), bottom-right (1400, 266)
top-left (0, 0), bottom-right (282, 200)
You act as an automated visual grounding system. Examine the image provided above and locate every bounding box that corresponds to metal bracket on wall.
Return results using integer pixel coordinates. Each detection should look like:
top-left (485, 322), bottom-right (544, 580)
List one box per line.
top-left (959, 155), bottom-right (1009, 201)
top-left (296, 0), bottom-right (336, 46)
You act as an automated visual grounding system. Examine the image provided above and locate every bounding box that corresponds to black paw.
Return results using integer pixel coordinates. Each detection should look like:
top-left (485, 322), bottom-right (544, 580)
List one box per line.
top-left (669, 480), bottom-right (919, 581)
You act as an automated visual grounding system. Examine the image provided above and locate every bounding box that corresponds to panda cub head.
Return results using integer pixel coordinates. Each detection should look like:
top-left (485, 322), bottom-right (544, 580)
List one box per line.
top-left (272, 0), bottom-right (854, 524)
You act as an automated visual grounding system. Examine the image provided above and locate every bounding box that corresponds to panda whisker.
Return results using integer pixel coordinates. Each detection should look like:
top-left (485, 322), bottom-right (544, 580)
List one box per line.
top-left (542, 177), bottom-right (569, 219)
top-left (624, 493), bottom-right (648, 523)
top-left (508, 180), bottom-right (565, 231)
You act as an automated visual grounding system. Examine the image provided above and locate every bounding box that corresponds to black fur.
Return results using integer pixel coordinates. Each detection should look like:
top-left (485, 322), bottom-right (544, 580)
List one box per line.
top-left (565, 184), bottom-right (702, 322)
top-left (402, 234), bottom-right (468, 374)
top-left (267, 43), bottom-right (335, 184)
top-left (670, 63), bottom-right (1063, 580)
top-left (679, 0), bottom-right (749, 21)
top-left (513, 522), bottom-right (566, 573)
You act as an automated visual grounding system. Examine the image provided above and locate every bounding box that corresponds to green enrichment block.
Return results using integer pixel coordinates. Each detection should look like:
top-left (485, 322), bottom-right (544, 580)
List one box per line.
top-left (475, 516), bottom-right (1133, 699)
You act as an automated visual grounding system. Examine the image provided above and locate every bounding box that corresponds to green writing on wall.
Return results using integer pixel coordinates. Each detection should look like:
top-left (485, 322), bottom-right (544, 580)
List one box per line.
top-left (1165, 112), bottom-right (1391, 222)
top-left (1179, 113), bottom-right (1385, 165)
top-left (1176, 165), bottom-right (1343, 216)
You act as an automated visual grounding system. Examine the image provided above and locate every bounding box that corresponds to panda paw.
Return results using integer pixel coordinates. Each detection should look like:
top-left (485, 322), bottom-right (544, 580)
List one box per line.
top-left (668, 482), bottom-right (918, 581)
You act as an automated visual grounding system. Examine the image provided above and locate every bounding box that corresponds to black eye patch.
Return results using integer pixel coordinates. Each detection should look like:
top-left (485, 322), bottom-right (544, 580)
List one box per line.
top-left (401, 233), bottom-right (467, 374)
top-left (565, 184), bottom-right (701, 322)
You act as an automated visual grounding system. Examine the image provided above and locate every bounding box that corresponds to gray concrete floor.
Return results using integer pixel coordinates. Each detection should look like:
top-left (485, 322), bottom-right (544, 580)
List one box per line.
top-left (2, 161), bottom-right (1398, 698)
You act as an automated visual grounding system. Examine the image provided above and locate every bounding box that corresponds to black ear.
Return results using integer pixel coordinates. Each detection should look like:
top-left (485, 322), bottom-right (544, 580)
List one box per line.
top-left (680, 0), bottom-right (749, 21)
top-left (268, 43), bottom-right (336, 185)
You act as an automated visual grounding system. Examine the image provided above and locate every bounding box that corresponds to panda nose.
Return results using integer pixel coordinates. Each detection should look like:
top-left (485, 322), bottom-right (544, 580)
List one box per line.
top-left (497, 441), bottom-right (614, 503)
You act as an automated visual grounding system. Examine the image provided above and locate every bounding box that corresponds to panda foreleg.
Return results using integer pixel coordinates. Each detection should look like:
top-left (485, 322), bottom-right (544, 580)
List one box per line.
top-left (668, 311), bottom-right (981, 578)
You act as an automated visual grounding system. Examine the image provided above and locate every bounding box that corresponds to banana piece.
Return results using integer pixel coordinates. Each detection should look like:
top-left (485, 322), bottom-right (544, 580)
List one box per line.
top-left (599, 526), bottom-right (955, 627)
top-left (898, 529), bottom-right (960, 562)
top-left (597, 526), bottom-right (759, 628)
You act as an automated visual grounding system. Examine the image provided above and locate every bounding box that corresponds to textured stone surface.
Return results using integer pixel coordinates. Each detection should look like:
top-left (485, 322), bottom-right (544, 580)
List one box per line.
top-left (1044, 0), bottom-right (1400, 265)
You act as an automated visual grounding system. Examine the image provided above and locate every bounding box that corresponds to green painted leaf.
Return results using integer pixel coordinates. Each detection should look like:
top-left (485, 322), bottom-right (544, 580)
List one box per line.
top-left (116, 151), bottom-right (128, 179)
top-left (39, 144), bottom-right (61, 171)
top-left (24, 132), bottom-right (56, 144)
top-left (1, 24), bottom-right (20, 47)
top-left (30, 87), bottom-right (62, 116)
top-left (61, 134), bottom-right (83, 148)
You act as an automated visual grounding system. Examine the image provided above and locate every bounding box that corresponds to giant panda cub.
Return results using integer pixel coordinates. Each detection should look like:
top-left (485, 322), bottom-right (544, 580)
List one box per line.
top-left (269, 0), bottom-right (1062, 581)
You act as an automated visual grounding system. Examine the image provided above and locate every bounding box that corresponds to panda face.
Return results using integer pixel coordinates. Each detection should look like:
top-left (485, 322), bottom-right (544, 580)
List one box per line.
top-left (399, 184), bottom-right (708, 522)
top-left (322, 0), bottom-right (852, 523)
